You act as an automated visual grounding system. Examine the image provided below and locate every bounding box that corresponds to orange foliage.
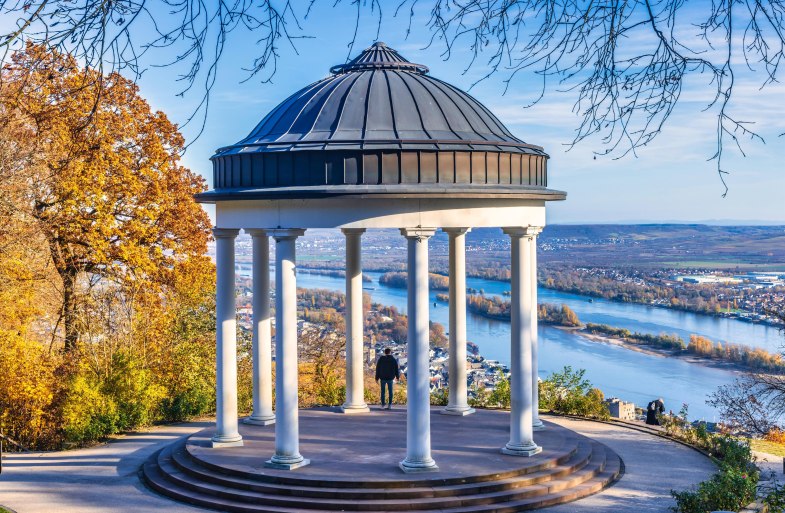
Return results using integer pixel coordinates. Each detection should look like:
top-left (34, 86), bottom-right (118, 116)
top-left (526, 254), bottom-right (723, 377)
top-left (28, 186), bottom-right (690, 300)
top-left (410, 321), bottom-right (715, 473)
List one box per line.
top-left (688, 334), bottom-right (784, 371)
top-left (0, 43), bottom-right (211, 350)
top-left (764, 428), bottom-right (785, 445)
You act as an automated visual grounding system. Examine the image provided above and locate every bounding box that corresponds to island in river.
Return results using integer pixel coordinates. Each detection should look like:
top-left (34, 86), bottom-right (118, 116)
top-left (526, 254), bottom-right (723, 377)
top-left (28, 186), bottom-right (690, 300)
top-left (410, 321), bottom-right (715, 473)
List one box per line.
top-left (432, 291), bottom-right (784, 374)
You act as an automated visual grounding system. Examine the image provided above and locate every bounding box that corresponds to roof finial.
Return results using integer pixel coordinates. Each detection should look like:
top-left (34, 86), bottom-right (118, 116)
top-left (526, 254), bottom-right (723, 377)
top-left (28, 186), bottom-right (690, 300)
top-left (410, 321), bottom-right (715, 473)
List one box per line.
top-left (330, 42), bottom-right (429, 75)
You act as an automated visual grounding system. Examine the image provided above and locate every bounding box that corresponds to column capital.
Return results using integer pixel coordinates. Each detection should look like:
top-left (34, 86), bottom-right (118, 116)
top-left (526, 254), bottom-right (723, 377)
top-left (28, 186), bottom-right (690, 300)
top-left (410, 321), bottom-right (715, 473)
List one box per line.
top-left (213, 228), bottom-right (241, 239)
top-left (245, 228), bottom-right (269, 238)
top-left (442, 227), bottom-right (471, 236)
top-left (269, 228), bottom-right (306, 241)
top-left (502, 226), bottom-right (540, 238)
top-left (400, 227), bottom-right (437, 240)
top-left (341, 228), bottom-right (367, 236)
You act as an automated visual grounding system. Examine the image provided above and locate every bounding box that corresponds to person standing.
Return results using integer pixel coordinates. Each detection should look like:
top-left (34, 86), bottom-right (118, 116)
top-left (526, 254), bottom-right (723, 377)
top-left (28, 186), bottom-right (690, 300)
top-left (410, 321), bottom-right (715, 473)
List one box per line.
top-left (646, 397), bottom-right (665, 425)
top-left (375, 348), bottom-right (400, 410)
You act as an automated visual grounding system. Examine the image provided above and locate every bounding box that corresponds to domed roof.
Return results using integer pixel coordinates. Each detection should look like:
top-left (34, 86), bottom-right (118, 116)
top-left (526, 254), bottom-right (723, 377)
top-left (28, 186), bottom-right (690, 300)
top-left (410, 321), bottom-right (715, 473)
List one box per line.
top-left (204, 42), bottom-right (561, 201)
top-left (221, 42), bottom-right (537, 154)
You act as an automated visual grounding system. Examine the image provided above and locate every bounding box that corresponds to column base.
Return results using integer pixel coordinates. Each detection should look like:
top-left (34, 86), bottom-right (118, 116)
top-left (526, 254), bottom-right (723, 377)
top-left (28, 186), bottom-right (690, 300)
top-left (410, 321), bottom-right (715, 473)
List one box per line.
top-left (243, 415), bottom-right (276, 426)
top-left (265, 456), bottom-right (310, 470)
top-left (211, 434), bottom-right (244, 448)
top-left (340, 404), bottom-right (371, 414)
top-left (441, 406), bottom-right (476, 416)
top-left (533, 419), bottom-right (546, 431)
top-left (399, 458), bottom-right (440, 473)
top-left (502, 442), bottom-right (542, 457)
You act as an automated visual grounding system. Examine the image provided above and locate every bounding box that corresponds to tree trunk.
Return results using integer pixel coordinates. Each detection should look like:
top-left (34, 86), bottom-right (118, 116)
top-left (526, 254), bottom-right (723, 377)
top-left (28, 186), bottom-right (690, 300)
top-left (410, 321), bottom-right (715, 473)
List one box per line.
top-left (62, 270), bottom-right (78, 352)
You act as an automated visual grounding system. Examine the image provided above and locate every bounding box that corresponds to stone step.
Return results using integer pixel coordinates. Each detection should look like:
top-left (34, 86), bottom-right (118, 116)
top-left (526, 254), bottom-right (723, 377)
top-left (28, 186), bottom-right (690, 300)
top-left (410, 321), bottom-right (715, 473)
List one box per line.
top-left (143, 453), bottom-right (299, 513)
top-left (447, 453), bottom-right (623, 513)
top-left (184, 438), bottom-right (579, 489)
top-left (144, 442), bottom-right (614, 512)
top-left (170, 439), bottom-right (595, 500)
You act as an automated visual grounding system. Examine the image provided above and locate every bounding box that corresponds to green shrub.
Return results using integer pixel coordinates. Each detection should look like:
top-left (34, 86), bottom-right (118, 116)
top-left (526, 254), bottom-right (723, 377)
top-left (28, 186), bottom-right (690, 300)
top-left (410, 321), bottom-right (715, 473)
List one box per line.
top-left (104, 351), bottom-right (166, 429)
top-left (763, 481), bottom-right (785, 513)
top-left (430, 388), bottom-right (449, 406)
top-left (670, 423), bottom-right (759, 513)
top-left (487, 373), bottom-right (511, 408)
top-left (315, 377), bottom-right (344, 406)
top-left (539, 366), bottom-right (609, 420)
top-left (468, 384), bottom-right (489, 408)
top-left (61, 370), bottom-right (120, 444)
top-left (672, 466), bottom-right (758, 513)
top-left (712, 435), bottom-right (755, 472)
top-left (158, 341), bottom-right (216, 422)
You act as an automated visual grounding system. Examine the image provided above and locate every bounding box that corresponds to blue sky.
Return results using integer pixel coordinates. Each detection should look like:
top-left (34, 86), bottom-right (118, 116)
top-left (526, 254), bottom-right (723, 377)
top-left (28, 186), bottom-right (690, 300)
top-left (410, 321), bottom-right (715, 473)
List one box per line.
top-left (130, 2), bottom-right (785, 225)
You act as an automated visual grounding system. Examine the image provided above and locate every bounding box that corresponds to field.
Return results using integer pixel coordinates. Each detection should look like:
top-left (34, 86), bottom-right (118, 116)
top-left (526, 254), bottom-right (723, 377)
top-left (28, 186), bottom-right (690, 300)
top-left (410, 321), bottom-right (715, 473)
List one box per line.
top-left (534, 224), bottom-right (785, 269)
top-left (750, 439), bottom-right (785, 457)
top-left (234, 224), bottom-right (785, 273)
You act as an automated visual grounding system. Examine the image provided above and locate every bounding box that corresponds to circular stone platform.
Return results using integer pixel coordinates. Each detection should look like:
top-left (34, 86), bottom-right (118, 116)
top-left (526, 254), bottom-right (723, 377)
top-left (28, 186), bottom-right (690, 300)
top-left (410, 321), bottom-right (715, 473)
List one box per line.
top-left (143, 407), bottom-right (622, 512)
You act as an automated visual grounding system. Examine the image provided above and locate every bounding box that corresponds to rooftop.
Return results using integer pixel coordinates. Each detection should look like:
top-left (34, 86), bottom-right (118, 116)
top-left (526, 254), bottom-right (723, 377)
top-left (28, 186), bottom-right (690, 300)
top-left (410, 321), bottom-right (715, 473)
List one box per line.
top-left (200, 42), bottom-right (564, 202)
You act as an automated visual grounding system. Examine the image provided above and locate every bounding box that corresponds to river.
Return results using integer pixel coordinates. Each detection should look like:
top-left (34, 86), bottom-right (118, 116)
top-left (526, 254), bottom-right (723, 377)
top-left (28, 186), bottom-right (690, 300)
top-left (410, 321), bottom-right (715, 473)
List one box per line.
top-left (247, 267), bottom-right (783, 421)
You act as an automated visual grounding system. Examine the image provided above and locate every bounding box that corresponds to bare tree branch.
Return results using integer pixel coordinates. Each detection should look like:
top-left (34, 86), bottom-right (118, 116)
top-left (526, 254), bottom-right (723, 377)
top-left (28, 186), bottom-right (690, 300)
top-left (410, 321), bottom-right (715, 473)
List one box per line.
top-left (2, 1), bottom-right (784, 186)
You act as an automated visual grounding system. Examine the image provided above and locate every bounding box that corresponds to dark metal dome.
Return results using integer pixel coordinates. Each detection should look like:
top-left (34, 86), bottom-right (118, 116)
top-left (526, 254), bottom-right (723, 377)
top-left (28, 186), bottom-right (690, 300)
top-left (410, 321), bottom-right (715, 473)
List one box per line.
top-left (203, 42), bottom-right (560, 201)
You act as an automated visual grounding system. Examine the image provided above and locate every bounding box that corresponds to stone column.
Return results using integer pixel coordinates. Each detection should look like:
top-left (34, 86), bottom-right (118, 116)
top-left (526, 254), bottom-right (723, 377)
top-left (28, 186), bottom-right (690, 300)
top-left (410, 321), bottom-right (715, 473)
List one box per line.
top-left (501, 227), bottom-right (541, 457)
top-left (245, 230), bottom-right (275, 426)
top-left (212, 228), bottom-right (243, 448)
top-left (529, 226), bottom-right (545, 431)
top-left (341, 228), bottom-right (370, 414)
top-left (442, 228), bottom-right (475, 416)
top-left (265, 229), bottom-right (309, 470)
top-left (399, 228), bottom-right (439, 473)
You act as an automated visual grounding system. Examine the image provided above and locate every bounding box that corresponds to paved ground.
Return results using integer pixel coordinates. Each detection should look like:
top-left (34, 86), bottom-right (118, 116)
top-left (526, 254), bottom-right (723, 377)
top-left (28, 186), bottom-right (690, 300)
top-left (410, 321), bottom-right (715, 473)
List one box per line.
top-left (0, 414), bottom-right (718, 513)
top-left (0, 422), bottom-right (209, 513)
top-left (541, 415), bottom-right (717, 513)
top-left (189, 407), bottom-right (593, 481)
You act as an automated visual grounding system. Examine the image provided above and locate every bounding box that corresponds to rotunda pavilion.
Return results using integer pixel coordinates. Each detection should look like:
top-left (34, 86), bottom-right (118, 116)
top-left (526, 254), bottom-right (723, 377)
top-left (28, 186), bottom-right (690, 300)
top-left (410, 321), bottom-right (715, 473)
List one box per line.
top-left (197, 42), bottom-right (566, 474)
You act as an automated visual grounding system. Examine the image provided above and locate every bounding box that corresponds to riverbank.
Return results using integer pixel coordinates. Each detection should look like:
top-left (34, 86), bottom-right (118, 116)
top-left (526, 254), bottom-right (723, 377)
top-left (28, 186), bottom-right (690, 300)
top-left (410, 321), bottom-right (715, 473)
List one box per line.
top-left (438, 287), bottom-right (783, 373)
top-left (571, 328), bottom-right (757, 374)
top-left (302, 264), bottom-right (782, 329)
top-left (539, 281), bottom-right (783, 328)
top-left (256, 267), bottom-right (758, 419)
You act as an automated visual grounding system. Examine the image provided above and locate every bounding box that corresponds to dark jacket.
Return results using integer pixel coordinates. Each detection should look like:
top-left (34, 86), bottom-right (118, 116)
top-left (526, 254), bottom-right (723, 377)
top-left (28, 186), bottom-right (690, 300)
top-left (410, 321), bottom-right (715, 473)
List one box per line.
top-left (375, 354), bottom-right (400, 381)
top-left (645, 399), bottom-right (665, 425)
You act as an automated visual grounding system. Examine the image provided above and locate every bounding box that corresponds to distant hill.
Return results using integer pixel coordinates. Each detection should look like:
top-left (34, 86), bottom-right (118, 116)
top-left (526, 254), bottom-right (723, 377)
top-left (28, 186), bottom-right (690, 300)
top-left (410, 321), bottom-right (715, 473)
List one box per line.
top-left (284, 225), bottom-right (785, 271)
top-left (533, 224), bottom-right (785, 269)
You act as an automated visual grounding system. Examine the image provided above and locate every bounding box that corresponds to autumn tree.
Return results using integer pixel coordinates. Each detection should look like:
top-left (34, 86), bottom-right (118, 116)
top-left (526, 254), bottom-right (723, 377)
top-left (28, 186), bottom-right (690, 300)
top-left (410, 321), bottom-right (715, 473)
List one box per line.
top-left (299, 326), bottom-right (347, 406)
top-left (0, 43), bottom-right (212, 351)
top-left (708, 308), bottom-right (785, 435)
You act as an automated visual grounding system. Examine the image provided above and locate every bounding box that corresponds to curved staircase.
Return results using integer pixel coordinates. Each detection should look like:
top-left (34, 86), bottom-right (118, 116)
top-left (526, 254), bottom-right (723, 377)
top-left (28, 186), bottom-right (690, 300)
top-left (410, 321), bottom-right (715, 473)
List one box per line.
top-left (142, 409), bottom-right (623, 512)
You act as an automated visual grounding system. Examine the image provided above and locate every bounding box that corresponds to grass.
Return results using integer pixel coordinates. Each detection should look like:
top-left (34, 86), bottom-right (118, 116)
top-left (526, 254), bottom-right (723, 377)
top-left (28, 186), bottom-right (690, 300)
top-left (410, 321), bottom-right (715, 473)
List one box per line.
top-left (750, 438), bottom-right (785, 457)
top-left (0, 507), bottom-right (14, 513)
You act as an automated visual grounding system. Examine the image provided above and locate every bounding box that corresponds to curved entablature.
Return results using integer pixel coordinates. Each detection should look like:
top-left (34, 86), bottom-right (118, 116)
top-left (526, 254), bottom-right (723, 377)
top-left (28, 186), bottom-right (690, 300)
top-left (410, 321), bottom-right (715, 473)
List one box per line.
top-left (204, 42), bottom-right (560, 202)
top-left (204, 149), bottom-right (550, 198)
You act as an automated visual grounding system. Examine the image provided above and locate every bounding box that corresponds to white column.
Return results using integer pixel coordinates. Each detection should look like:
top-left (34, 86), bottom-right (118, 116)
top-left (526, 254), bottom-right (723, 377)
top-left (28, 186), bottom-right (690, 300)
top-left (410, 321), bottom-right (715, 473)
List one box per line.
top-left (341, 228), bottom-right (370, 414)
top-left (501, 227), bottom-right (541, 457)
top-left (245, 230), bottom-right (275, 426)
top-left (442, 228), bottom-right (475, 416)
top-left (399, 228), bottom-right (439, 473)
top-left (265, 229), bottom-right (309, 470)
top-left (212, 228), bottom-right (243, 448)
top-left (530, 226), bottom-right (545, 431)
